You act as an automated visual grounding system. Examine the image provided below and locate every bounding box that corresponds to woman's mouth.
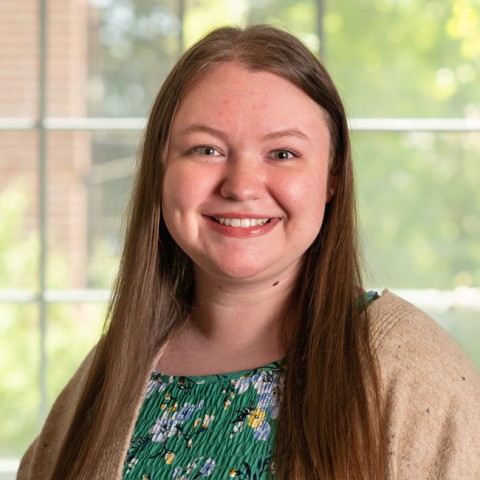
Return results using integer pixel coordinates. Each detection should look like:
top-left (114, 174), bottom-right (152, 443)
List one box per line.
top-left (210, 217), bottom-right (271, 228)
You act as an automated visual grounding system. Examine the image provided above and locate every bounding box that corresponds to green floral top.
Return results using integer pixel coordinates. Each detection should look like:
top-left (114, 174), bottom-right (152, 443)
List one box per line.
top-left (123, 361), bottom-right (285, 479)
top-left (123, 292), bottom-right (379, 479)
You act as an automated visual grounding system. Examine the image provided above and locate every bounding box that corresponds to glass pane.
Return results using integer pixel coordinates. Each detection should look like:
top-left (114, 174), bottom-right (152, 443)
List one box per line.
top-left (88, 131), bottom-right (141, 288)
top-left (243, 0), bottom-right (319, 48)
top-left (433, 309), bottom-right (480, 371)
top-left (0, 132), bottom-right (39, 291)
top-left (326, 0), bottom-right (480, 117)
top-left (46, 302), bottom-right (106, 403)
top-left (46, 130), bottom-right (140, 289)
top-left (45, 0), bottom-right (89, 117)
top-left (0, 0), bottom-right (37, 117)
top-left (87, 0), bottom-right (181, 117)
top-left (183, 0), bottom-right (319, 49)
top-left (0, 304), bottom-right (39, 458)
top-left (45, 131), bottom-right (91, 289)
top-left (355, 130), bottom-right (480, 290)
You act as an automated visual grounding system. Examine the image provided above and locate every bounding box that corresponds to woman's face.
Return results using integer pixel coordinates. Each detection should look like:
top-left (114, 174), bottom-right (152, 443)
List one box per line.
top-left (162, 62), bottom-right (332, 286)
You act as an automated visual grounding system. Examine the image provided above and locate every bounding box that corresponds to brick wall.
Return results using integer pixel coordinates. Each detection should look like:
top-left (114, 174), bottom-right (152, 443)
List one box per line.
top-left (0, 0), bottom-right (90, 288)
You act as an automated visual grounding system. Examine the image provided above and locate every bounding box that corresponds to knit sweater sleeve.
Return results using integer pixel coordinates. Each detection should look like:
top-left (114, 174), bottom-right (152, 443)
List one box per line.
top-left (370, 291), bottom-right (480, 479)
top-left (17, 347), bottom-right (97, 480)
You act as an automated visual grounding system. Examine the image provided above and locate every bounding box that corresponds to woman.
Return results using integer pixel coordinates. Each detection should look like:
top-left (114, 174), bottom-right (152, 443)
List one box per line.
top-left (18, 25), bottom-right (480, 480)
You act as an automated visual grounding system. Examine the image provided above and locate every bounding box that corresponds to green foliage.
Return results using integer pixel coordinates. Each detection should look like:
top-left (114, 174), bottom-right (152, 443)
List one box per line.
top-left (0, 304), bottom-right (39, 457)
top-left (0, 301), bottom-right (104, 457)
top-left (87, 238), bottom-right (120, 288)
top-left (356, 131), bottom-right (480, 289)
top-left (45, 303), bottom-right (105, 405)
top-left (433, 308), bottom-right (480, 371)
top-left (0, 186), bottom-right (105, 456)
top-left (0, 185), bottom-right (38, 290)
top-left (90, 0), bottom-right (180, 116)
top-left (325, 0), bottom-right (480, 117)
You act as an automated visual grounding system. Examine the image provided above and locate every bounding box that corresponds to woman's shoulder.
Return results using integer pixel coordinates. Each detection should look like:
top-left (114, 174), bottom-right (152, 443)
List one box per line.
top-left (368, 290), bottom-right (480, 478)
top-left (17, 346), bottom-right (98, 479)
top-left (368, 289), bottom-right (478, 379)
top-left (368, 289), bottom-right (479, 397)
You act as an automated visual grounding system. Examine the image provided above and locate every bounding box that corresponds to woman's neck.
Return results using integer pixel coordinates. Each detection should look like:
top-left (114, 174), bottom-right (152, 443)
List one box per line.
top-left (193, 271), bottom-right (293, 338)
top-left (156, 268), bottom-right (296, 376)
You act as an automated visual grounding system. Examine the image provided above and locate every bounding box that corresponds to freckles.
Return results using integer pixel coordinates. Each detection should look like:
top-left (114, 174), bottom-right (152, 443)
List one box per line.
top-left (284, 182), bottom-right (304, 201)
top-left (165, 166), bottom-right (195, 193)
top-left (285, 176), bottom-right (325, 203)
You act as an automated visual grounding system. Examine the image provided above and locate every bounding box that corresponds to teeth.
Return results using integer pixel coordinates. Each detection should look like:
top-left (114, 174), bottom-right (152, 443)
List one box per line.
top-left (214, 217), bottom-right (270, 228)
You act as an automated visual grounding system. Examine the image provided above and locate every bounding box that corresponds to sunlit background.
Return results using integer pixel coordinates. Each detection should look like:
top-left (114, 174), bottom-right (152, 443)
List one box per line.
top-left (1, 0), bottom-right (479, 477)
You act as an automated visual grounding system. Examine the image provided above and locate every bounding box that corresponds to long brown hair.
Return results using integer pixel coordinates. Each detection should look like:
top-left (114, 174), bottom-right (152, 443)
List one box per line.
top-left (52, 25), bottom-right (386, 479)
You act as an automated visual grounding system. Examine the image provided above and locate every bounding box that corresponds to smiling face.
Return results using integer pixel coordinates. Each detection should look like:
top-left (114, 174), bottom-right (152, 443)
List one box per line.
top-left (162, 62), bottom-right (332, 287)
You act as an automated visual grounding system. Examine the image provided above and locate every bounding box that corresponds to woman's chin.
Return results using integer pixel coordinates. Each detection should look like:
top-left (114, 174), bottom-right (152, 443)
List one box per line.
top-left (214, 265), bottom-right (269, 282)
top-left (195, 257), bottom-right (301, 287)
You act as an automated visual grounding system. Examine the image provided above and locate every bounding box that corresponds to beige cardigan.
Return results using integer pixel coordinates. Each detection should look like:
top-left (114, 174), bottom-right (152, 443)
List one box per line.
top-left (18, 291), bottom-right (480, 479)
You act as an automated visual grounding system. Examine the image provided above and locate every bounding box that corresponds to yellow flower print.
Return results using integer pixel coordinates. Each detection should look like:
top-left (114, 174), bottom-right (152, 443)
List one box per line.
top-left (202, 414), bottom-right (214, 428)
top-left (164, 451), bottom-right (176, 464)
top-left (247, 408), bottom-right (265, 428)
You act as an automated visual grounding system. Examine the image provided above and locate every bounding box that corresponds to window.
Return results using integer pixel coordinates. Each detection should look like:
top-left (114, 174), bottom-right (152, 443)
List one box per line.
top-left (1, 0), bottom-right (479, 475)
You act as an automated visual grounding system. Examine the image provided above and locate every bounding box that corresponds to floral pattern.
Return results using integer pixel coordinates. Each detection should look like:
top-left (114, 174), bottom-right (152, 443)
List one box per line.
top-left (123, 362), bottom-right (284, 479)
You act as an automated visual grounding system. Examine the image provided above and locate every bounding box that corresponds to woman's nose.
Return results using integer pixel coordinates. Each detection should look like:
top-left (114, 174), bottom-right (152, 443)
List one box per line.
top-left (219, 157), bottom-right (266, 201)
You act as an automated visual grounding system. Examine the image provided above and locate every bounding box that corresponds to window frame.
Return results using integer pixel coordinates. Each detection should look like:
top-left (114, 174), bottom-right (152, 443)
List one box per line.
top-left (1, 0), bottom-right (479, 474)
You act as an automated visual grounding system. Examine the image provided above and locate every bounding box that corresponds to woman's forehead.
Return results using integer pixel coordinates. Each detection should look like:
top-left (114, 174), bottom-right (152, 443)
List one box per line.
top-left (172, 62), bottom-right (331, 138)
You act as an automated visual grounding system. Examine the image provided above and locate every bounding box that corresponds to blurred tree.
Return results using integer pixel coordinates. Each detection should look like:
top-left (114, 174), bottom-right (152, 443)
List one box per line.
top-left (88, 0), bottom-right (181, 117)
top-left (324, 0), bottom-right (480, 117)
top-left (0, 186), bottom-right (106, 456)
top-left (319, 0), bottom-right (480, 290)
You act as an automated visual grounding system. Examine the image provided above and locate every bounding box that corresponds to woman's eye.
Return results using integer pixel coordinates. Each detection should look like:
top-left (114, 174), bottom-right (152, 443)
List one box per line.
top-left (193, 146), bottom-right (221, 156)
top-left (271, 149), bottom-right (297, 160)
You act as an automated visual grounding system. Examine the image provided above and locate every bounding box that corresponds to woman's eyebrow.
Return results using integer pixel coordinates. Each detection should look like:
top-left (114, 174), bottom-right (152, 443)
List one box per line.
top-left (176, 124), bottom-right (226, 139)
top-left (262, 128), bottom-right (310, 141)
top-left (175, 125), bottom-right (311, 142)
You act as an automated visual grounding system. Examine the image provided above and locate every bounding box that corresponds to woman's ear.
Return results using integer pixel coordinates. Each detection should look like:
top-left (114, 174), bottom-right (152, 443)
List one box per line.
top-left (325, 173), bottom-right (338, 204)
